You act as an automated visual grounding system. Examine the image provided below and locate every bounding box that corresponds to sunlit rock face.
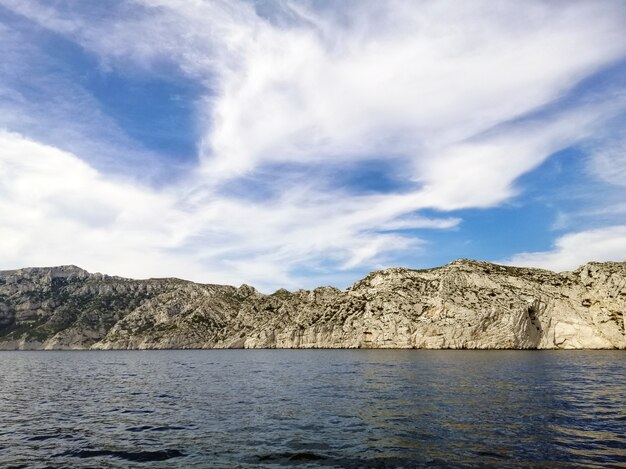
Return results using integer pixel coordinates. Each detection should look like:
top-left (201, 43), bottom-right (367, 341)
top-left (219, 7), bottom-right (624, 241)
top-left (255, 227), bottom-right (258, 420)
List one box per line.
top-left (0, 260), bottom-right (624, 350)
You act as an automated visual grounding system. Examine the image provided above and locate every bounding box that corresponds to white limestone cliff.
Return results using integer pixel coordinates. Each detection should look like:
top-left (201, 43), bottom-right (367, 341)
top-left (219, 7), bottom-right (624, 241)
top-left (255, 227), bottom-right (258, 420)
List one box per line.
top-left (1, 260), bottom-right (624, 350)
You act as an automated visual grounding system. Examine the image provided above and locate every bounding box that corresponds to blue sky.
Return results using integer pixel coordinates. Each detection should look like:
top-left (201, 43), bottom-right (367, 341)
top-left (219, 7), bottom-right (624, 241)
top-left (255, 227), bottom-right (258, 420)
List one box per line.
top-left (1, 0), bottom-right (626, 291)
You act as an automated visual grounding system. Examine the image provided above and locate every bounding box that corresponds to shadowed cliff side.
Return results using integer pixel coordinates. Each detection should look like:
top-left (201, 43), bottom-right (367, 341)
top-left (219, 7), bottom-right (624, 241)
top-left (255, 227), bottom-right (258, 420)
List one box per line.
top-left (0, 260), bottom-right (624, 350)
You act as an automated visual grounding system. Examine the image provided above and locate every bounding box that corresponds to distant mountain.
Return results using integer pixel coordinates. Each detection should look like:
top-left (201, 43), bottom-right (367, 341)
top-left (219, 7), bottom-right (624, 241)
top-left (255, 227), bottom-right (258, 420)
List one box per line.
top-left (0, 260), bottom-right (624, 350)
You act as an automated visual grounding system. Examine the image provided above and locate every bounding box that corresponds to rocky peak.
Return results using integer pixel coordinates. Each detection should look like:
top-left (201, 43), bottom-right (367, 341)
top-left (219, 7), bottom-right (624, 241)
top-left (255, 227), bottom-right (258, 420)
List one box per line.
top-left (237, 284), bottom-right (258, 298)
top-left (0, 265), bottom-right (90, 281)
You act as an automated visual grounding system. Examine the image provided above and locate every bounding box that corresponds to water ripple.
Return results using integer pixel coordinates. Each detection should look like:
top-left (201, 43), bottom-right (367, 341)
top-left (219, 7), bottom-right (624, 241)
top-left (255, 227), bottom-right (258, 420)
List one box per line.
top-left (0, 350), bottom-right (624, 468)
top-left (54, 448), bottom-right (185, 462)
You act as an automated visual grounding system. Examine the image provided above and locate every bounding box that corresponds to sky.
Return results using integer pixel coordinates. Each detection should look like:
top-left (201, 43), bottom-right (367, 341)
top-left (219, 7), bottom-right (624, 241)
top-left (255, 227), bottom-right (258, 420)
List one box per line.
top-left (1, 0), bottom-right (626, 292)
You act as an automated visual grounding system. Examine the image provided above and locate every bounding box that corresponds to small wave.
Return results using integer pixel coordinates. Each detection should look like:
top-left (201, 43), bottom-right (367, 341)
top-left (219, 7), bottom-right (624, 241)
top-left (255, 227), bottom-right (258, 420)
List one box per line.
top-left (56, 448), bottom-right (185, 462)
top-left (151, 425), bottom-right (189, 432)
top-left (126, 425), bottom-right (188, 432)
top-left (125, 425), bottom-right (153, 432)
top-left (27, 434), bottom-right (76, 442)
top-left (257, 452), bottom-right (325, 462)
top-left (474, 450), bottom-right (510, 459)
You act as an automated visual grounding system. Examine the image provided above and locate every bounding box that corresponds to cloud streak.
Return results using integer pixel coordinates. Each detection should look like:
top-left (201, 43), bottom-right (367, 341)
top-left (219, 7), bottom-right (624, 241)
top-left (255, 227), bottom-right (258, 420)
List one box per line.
top-left (503, 226), bottom-right (626, 272)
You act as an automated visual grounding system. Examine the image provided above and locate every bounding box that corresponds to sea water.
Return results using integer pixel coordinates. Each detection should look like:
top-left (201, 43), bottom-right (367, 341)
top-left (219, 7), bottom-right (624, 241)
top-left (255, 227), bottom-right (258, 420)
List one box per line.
top-left (0, 350), bottom-right (624, 468)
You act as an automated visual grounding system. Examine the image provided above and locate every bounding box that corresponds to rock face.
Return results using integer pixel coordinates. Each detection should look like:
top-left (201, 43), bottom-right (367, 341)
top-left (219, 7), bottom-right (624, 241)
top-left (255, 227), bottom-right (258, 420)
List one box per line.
top-left (0, 260), bottom-right (624, 350)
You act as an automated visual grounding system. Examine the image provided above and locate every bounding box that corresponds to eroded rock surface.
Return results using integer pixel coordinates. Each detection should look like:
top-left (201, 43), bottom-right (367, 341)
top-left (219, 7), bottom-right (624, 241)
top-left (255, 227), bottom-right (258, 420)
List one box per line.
top-left (0, 260), bottom-right (624, 350)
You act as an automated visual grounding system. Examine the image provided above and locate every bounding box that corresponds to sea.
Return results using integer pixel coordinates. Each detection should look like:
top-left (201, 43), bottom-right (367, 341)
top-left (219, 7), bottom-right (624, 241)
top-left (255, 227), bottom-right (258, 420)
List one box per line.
top-left (0, 350), bottom-right (624, 468)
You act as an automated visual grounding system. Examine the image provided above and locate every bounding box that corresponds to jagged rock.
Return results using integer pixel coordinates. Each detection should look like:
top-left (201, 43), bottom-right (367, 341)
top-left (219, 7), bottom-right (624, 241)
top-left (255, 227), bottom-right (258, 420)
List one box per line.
top-left (0, 259), bottom-right (624, 350)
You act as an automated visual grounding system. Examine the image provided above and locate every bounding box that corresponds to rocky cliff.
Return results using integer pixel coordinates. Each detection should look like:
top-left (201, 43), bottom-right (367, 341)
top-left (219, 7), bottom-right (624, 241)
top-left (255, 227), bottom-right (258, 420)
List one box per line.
top-left (0, 260), bottom-right (624, 350)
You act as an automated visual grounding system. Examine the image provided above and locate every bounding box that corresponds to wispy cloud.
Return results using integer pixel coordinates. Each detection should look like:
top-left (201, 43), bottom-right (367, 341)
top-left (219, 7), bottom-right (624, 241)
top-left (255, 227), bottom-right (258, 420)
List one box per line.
top-left (588, 131), bottom-right (626, 188)
top-left (503, 226), bottom-right (626, 272)
top-left (0, 12), bottom-right (177, 182)
top-left (0, 130), bottom-right (451, 289)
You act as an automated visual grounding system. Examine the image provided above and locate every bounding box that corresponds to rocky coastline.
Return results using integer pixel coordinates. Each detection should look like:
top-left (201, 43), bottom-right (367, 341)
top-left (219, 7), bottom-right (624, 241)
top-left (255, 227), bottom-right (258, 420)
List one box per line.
top-left (1, 260), bottom-right (624, 350)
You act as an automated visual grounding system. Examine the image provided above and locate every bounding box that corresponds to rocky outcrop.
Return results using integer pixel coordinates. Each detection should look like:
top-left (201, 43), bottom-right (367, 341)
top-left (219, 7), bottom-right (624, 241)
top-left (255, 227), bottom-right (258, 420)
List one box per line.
top-left (0, 260), bottom-right (624, 350)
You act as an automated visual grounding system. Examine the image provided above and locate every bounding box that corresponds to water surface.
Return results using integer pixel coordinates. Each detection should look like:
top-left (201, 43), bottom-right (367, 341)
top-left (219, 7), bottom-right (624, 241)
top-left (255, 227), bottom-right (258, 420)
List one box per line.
top-left (0, 350), bottom-right (624, 468)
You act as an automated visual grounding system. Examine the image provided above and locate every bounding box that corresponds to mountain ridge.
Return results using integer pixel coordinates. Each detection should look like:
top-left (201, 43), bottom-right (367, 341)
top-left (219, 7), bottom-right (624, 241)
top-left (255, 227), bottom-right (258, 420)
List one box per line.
top-left (1, 259), bottom-right (624, 350)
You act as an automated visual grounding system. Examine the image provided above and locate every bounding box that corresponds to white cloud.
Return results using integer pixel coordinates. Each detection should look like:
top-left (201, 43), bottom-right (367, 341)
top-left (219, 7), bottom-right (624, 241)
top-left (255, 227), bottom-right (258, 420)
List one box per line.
top-left (503, 226), bottom-right (626, 272)
top-left (128, 0), bottom-right (626, 188)
top-left (588, 133), bottom-right (626, 188)
top-left (415, 103), bottom-right (617, 210)
top-left (0, 18), bottom-right (172, 181)
top-left (4, 1), bottom-right (626, 181)
top-left (0, 130), bottom-right (455, 290)
top-left (0, 131), bottom-right (202, 277)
